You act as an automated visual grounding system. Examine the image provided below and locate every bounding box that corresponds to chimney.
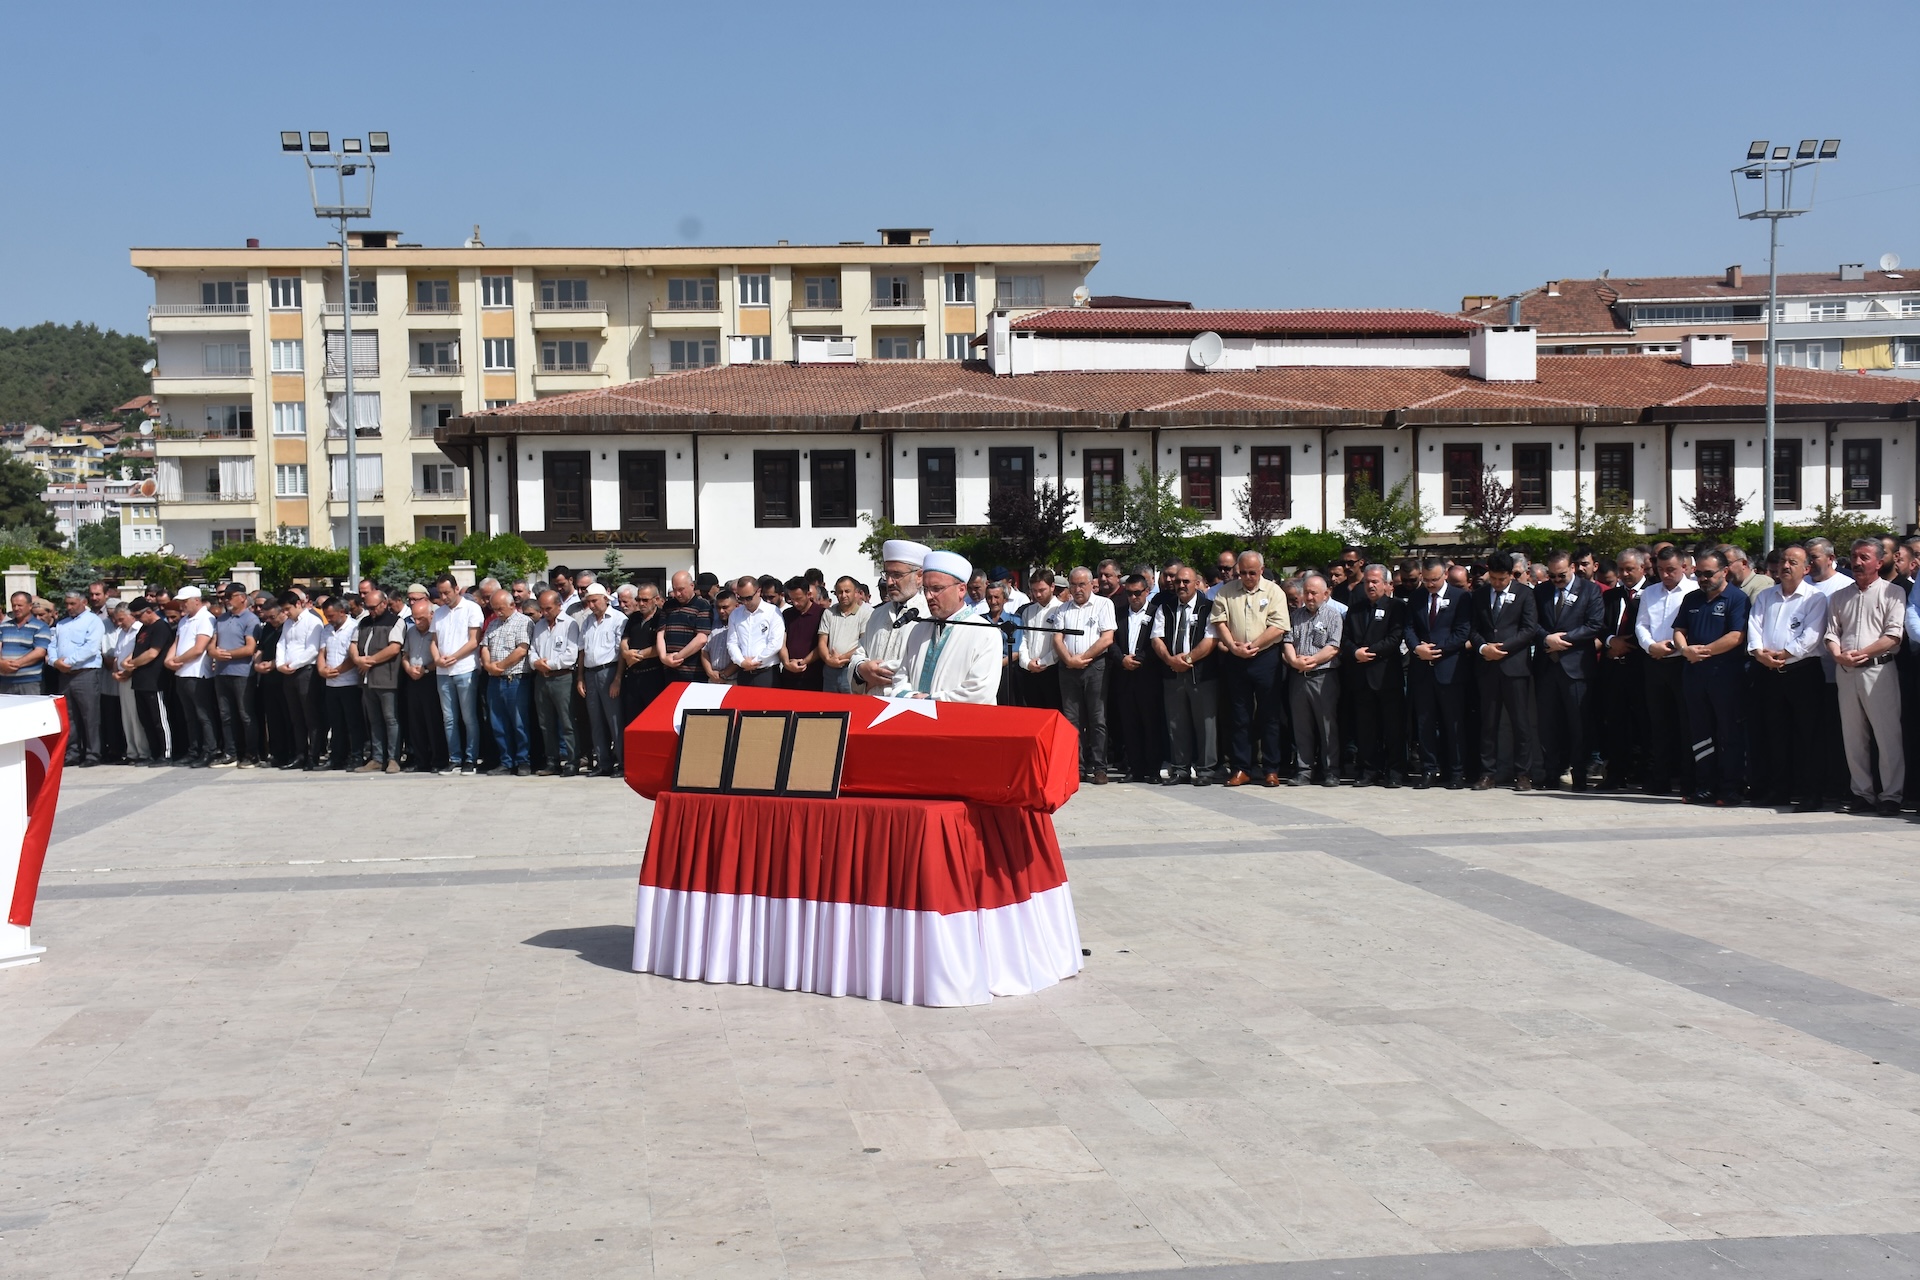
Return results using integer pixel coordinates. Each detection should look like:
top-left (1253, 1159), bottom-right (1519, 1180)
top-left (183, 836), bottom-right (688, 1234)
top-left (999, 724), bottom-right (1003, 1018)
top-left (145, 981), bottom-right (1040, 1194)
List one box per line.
top-left (1725, 265), bottom-right (1743, 288)
top-left (1839, 263), bottom-right (1866, 281)
top-left (1507, 296), bottom-right (1523, 325)
top-left (1681, 333), bottom-right (1733, 367)
top-left (1545, 281), bottom-right (1560, 297)
top-left (246, 238), bottom-right (260, 249)
top-left (1470, 326), bottom-right (1537, 382)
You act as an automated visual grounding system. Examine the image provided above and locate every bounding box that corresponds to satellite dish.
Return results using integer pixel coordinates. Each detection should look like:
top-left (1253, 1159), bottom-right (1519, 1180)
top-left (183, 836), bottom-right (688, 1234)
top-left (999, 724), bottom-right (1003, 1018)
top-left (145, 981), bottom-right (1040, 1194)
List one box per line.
top-left (141, 359), bottom-right (157, 375)
top-left (139, 478), bottom-right (156, 496)
top-left (159, 543), bottom-right (174, 556)
top-left (138, 421), bottom-right (152, 436)
top-left (1188, 331), bottom-right (1224, 370)
top-left (1880, 252), bottom-right (1901, 271)
top-left (1071, 285), bottom-right (1091, 307)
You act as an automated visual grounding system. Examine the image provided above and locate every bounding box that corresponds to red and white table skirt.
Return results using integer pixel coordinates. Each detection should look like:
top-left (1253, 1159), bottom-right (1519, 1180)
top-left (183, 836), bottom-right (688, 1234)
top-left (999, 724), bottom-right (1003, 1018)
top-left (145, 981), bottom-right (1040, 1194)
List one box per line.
top-left (632, 791), bottom-right (1081, 1006)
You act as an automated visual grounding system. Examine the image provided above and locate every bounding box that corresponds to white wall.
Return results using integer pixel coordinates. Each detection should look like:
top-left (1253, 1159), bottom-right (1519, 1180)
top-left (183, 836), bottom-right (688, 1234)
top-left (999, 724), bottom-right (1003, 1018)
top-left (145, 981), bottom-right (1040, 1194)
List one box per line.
top-left (1415, 426), bottom-right (1577, 534)
top-left (1007, 333), bottom-right (1473, 374)
top-left (696, 434), bottom-right (887, 584)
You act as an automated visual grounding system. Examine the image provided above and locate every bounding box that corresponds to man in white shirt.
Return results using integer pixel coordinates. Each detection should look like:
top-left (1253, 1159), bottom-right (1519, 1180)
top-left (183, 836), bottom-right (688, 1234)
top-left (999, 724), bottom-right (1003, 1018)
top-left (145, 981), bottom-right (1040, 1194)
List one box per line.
top-left (316, 597), bottom-right (365, 771)
top-left (850, 540), bottom-right (930, 694)
top-left (1052, 567), bottom-right (1117, 784)
top-left (273, 588), bottom-right (323, 770)
top-left (726, 575), bottom-right (785, 689)
top-left (575, 582), bottom-right (626, 777)
top-left (886, 550), bottom-right (1002, 704)
top-left (1804, 536), bottom-right (1854, 806)
top-left (817, 575), bottom-right (874, 695)
top-left (163, 585), bottom-right (218, 768)
top-left (529, 588), bottom-right (583, 776)
top-left (1633, 546), bottom-right (1697, 797)
top-left (1748, 544), bottom-right (1829, 811)
top-left (431, 572), bottom-right (486, 773)
top-left (1015, 570), bottom-right (1062, 709)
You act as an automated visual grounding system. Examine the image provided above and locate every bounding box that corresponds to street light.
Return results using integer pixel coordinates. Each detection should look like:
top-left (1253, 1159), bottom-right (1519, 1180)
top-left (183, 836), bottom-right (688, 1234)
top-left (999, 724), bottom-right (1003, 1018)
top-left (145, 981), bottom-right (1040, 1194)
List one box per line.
top-left (285, 129), bottom-right (388, 588)
top-left (1730, 136), bottom-right (1839, 554)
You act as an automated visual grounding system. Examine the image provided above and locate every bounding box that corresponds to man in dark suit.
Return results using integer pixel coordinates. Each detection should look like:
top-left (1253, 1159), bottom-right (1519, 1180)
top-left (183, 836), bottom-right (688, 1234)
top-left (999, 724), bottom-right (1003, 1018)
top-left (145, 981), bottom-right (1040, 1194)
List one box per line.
top-left (1471, 550), bottom-right (1543, 791)
top-left (1533, 550), bottom-right (1605, 790)
top-left (1152, 565), bottom-right (1220, 785)
top-left (1597, 548), bottom-right (1649, 790)
top-left (1110, 573), bottom-right (1165, 783)
top-left (1343, 562), bottom-right (1408, 787)
top-left (1404, 557), bottom-right (1472, 789)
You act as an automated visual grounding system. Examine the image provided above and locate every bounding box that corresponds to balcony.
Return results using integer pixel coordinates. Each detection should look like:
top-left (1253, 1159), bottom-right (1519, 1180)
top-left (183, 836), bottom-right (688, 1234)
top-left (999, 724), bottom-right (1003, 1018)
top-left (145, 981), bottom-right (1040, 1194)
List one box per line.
top-left (325, 424), bottom-right (384, 440)
top-left (321, 303), bottom-right (380, 328)
top-left (792, 297), bottom-right (843, 313)
top-left (155, 423), bottom-right (255, 442)
top-left (170, 489), bottom-right (259, 505)
top-left (532, 296), bottom-right (610, 332)
top-left (407, 301), bottom-right (462, 317)
top-left (412, 419), bottom-right (453, 438)
top-left (147, 303), bottom-right (254, 333)
top-left (992, 294), bottom-right (1066, 310)
top-left (150, 366), bottom-right (256, 395)
top-left (532, 363), bottom-right (609, 391)
top-left (328, 486), bottom-right (387, 502)
top-left (411, 484), bottom-right (467, 501)
top-left (869, 295), bottom-right (927, 312)
top-left (407, 361), bottom-right (463, 378)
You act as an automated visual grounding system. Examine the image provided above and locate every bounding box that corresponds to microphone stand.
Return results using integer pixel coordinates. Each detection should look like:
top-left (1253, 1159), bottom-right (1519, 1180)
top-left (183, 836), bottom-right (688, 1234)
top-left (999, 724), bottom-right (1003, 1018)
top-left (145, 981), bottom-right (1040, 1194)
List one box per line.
top-left (889, 606), bottom-right (1083, 638)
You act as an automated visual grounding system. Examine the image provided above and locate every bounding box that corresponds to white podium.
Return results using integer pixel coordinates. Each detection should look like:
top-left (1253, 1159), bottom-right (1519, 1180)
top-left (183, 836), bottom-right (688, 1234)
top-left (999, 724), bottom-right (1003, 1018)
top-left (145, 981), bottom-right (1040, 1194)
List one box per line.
top-left (0, 695), bottom-right (66, 969)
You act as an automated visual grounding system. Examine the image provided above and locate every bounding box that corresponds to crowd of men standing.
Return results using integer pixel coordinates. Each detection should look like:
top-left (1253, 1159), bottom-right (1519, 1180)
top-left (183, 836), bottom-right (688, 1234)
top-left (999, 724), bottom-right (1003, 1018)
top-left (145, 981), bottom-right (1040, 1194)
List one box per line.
top-left (0, 531), bottom-right (1913, 818)
top-left (992, 534), bottom-right (1917, 818)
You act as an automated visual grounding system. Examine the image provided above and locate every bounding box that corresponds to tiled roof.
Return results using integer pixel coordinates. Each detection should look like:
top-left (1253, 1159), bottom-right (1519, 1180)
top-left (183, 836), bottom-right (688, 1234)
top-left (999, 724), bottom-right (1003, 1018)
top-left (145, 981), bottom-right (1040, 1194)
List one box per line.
top-left (1462, 270), bottom-right (1920, 335)
top-left (1008, 308), bottom-right (1480, 338)
top-left (456, 357), bottom-right (1918, 432)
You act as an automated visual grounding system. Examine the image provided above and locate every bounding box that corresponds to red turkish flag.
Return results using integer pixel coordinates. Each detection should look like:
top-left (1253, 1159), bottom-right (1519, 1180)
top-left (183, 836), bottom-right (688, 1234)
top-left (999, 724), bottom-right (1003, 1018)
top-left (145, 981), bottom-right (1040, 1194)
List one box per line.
top-left (8, 697), bottom-right (69, 927)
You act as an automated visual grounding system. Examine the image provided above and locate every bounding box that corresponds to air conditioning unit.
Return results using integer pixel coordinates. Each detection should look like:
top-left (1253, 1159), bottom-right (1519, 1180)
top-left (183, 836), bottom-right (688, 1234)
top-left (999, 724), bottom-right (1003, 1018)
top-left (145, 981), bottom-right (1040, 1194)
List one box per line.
top-left (794, 334), bottom-right (856, 364)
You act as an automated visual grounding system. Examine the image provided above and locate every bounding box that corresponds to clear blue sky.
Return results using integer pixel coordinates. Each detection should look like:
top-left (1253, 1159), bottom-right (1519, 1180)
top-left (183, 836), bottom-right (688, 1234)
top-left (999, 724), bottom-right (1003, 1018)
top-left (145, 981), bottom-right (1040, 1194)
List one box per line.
top-left (7, 0), bottom-right (1918, 334)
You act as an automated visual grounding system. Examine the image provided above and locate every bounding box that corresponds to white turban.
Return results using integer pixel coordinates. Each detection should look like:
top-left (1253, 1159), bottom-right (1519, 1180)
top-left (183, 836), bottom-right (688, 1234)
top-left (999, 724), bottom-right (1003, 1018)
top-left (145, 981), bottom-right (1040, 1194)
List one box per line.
top-left (880, 539), bottom-right (930, 568)
top-left (921, 550), bottom-right (972, 582)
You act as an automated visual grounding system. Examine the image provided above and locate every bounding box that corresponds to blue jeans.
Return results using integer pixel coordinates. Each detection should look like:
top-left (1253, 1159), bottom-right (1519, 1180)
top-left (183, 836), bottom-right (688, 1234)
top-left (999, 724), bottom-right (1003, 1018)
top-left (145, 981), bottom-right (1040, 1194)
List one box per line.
top-left (438, 669), bottom-right (481, 767)
top-left (486, 674), bottom-right (532, 768)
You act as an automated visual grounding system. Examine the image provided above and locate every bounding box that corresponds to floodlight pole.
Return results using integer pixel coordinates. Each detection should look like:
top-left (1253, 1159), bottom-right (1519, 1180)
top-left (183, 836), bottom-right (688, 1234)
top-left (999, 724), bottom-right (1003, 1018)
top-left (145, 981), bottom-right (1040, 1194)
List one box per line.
top-left (1732, 142), bottom-right (1836, 554)
top-left (292, 139), bottom-right (380, 588)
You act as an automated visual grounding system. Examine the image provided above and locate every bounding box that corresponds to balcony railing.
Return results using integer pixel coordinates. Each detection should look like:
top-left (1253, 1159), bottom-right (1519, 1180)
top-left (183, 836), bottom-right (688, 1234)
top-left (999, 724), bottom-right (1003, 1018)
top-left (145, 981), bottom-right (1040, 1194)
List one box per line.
top-left (328, 486), bottom-right (386, 501)
top-left (148, 303), bottom-right (253, 317)
top-left (408, 300), bottom-right (461, 315)
top-left (321, 302), bottom-right (379, 316)
top-left (657, 298), bottom-right (720, 312)
top-left (411, 484), bottom-right (467, 501)
top-left (325, 425), bottom-right (384, 439)
top-left (157, 425), bottom-right (254, 441)
top-left (536, 297), bottom-right (607, 312)
top-left (538, 361), bottom-right (608, 375)
top-left (173, 489), bottom-right (258, 504)
top-left (411, 420), bottom-right (451, 437)
top-left (993, 294), bottom-right (1062, 309)
top-left (152, 364), bottom-right (253, 380)
top-left (792, 298), bottom-right (843, 311)
top-left (870, 295), bottom-right (926, 311)
top-left (408, 362), bottom-right (462, 376)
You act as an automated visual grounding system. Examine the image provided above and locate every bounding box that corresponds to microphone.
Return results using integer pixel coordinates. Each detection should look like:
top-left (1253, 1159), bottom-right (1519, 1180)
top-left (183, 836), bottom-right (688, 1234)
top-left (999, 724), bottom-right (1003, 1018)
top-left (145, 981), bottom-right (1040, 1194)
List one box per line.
top-left (889, 606), bottom-right (923, 631)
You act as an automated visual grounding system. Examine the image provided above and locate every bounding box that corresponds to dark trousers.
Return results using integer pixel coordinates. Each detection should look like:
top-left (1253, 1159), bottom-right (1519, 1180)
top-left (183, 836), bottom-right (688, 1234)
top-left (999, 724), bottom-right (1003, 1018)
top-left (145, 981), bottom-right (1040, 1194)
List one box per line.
top-left (321, 683), bottom-right (365, 768)
top-left (1642, 657), bottom-right (1692, 795)
top-left (176, 675), bottom-right (218, 761)
top-left (1536, 667), bottom-right (1591, 783)
top-left (257, 672), bottom-right (291, 764)
top-left (1162, 670), bottom-right (1219, 777)
top-left (1112, 665), bottom-right (1163, 780)
top-left (160, 677), bottom-right (188, 760)
top-left (1409, 668), bottom-right (1465, 781)
top-left (363, 685), bottom-right (400, 764)
top-left (1755, 658), bottom-right (1824, 803)
top-left (1477, 668), bottom-right (1540, 783)
top-left (100, 691), bottom-right (127, 761)
top-left (1600, 653), bottom-right (1647, 785)
top-left (215, 673), bottom-right (258, 761)
top-left (1059, 661), bottom-right (1108, 773)
top-left (486, 674), bottom-right (531, 769)
top-left (1017, 664), bottom-right (1060, 710)
top-left (282, 666), bottom-right (318, 765)
top-left (1816, 674), bottom-right (1849, 802)
top-left (134, 687), bottom-right (169, 758)
top-left (1682, 661), bottom-right (1746, 800)
top-left (534, 673), bottom-right (577, 771)
top-left (1223, 647), bottom-right (1284, 776)
top-left (403, 674), bottom-right (446, 771)
top-left (734, 667), bottom-right (776, 688)
top-left (59, 667), bottom-right (103, 762)
top-left (1352, 672), bottom-right (1406, 781)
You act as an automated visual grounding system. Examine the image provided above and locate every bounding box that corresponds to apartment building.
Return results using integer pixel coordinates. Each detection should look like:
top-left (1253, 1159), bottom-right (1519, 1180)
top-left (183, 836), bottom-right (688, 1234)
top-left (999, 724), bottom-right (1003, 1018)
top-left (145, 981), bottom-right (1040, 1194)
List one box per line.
top-left (129, 229), bottom-right (1100, 557)
top-left (437, 310), bottom-right (1918, 588)
top-left (1463, 263), bottom-right (1920, 374)
top-left (43, 477), bottom-right (163, 554)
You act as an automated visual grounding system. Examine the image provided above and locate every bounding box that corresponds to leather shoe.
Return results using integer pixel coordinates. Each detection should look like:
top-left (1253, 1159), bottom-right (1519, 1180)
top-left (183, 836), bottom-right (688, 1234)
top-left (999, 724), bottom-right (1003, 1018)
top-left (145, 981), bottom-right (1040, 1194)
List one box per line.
top-left (1514, 776), bottom-right (1534, 792)
top-left (1413, 773), bottom-right (1435, 790)
top-left (1471, 775), bottom-right (1496, 790)
top-left (1091, 769), bottom-right (1109, 785)
top-left (1224, 771), bottom-right (1252, 787)
top-left (1262, 772), bottom-right (1282, 788)
top-left (1384, 773), bottom-right (1403, 790)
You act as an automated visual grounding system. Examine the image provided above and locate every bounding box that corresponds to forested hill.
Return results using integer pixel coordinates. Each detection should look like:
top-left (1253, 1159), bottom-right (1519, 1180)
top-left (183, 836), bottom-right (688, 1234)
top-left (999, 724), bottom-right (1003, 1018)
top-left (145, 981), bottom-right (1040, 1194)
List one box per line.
top-left (0, 322), bottom-right (155, 428)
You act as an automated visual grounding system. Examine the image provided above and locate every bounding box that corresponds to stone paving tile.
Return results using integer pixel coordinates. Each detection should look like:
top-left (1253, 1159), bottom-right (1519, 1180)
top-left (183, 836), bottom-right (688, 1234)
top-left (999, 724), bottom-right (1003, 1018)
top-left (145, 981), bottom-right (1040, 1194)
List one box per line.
top-left (6, 771), bottom-right (1920, 1277)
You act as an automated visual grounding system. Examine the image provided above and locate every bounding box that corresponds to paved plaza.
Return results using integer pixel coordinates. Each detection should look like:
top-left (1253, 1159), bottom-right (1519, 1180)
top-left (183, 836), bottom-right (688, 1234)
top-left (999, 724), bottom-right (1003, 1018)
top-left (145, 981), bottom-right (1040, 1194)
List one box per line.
top-left (4, 767), bottom-right (1920, 1279)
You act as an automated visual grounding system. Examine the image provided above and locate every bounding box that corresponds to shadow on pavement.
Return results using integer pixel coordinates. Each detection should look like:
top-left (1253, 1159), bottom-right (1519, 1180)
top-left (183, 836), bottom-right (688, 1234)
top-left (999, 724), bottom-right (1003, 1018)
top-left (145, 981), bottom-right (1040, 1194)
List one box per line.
top-left (522, 924), bottom-right (634, 971)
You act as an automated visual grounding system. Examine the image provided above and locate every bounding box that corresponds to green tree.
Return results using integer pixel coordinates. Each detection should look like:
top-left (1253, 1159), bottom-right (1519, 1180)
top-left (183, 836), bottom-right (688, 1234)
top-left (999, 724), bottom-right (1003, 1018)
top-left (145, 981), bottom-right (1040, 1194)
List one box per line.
top-left (78, 518), bottom-right (121, 560)
top-left (1092, 465), bottom-right (1206, 569)
top-left (1230, 479), bottom-right (1285, 563)
top-left (599, 546), bottom-right (630, 589)
top-left (1339, 478), bottom-right (1427, 559)
top-left (0, 323), bottom-right (156, 428)
top-left (857, 512), bottom-right (906, 567)
top-left (0, 455), bottom-right (60, 548)
top-left (985, 481), bottom-right (1078, 572)
top-left (1457, 466), bottom-right (1516, 549)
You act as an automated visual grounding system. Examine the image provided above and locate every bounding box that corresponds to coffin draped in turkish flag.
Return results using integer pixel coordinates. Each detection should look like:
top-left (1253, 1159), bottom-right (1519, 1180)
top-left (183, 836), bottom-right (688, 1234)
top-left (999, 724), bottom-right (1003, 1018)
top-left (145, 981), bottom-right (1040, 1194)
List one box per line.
top-left (623, 684), bottom-right (1081, 813)
top-left (7, 696), bottom-right (69, 928)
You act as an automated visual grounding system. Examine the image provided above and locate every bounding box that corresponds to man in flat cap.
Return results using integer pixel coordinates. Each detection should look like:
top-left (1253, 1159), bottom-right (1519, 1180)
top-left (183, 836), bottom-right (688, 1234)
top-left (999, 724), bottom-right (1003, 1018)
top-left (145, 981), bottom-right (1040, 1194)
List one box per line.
top-left (887, 550), bottom-right (1001, 704)
top-left (850, 539), bottom-right (930, 694)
